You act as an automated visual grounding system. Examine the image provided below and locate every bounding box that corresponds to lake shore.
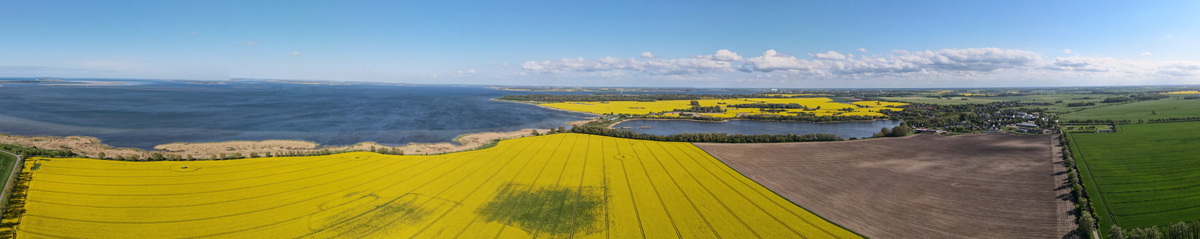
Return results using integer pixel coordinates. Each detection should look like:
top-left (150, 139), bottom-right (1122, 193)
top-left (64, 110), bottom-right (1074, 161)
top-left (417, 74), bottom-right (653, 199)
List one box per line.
top-left (0, 119), bottom-right (595, 160)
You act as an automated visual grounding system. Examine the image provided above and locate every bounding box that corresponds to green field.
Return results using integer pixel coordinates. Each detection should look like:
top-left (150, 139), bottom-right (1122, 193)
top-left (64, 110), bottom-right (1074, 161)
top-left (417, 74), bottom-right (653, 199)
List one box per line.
top-left (883, 94), bottom-right (1120, 113)
top-left (1068, 122), bottom-right (1200, 232)
top-left (1061, 96), bottom-right (1200, 121)
top-left (0, 152), bottom-right (16, 187)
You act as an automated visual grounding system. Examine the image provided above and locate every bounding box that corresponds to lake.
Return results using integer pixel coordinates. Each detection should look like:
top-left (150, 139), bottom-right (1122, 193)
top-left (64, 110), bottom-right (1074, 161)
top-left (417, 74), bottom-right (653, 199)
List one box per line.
top-left (0, 79), bottom-right (597, 149)
top-left (611, 119), bottom-right (902, 139)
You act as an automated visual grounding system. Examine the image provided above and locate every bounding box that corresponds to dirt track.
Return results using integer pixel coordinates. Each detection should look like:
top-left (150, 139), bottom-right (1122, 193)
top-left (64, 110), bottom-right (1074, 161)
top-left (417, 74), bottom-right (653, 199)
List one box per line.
top-left (697, 134), bottom-right (1071, 239)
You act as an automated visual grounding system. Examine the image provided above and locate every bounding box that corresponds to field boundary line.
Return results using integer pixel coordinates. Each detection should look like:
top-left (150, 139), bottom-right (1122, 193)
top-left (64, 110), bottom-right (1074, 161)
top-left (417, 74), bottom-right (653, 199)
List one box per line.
top-left (690, 143), bottom-right (863, 239)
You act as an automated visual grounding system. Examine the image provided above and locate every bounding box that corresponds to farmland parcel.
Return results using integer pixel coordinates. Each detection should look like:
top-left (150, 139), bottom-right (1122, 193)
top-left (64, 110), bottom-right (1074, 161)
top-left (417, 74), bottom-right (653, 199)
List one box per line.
top-left (1068, 122), bottom-right (1200, 231)
top-left (9, 133), bottom-right (857, 238)
top-left (697, 134), bottom-right (1072, 239)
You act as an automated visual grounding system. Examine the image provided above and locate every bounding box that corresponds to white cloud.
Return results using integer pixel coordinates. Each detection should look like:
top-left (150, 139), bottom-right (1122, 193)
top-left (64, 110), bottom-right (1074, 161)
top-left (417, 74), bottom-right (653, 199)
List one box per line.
top-left (517, 47), bottom-right (1200, 86)
top-left (457, 69), bottom-right (477, 75)
top-left (740, 50), bottom-right (820, 72)
top-left (699, 49), bottom-right (743, 61)
top-left (856, 48), bottom-right (868, 52)
top-left (641, 52), bottom-right (654, 58)
top-left (243, 41), bottom-right (259, 46)
top-left (289, 52), bottom-right (302, 56)
top-left (1141, 52), bottom-right (1153, 56)
top-left (522, 49), bottom-right (742, 75)
top-left (812, 51), bottom-right (846, 60)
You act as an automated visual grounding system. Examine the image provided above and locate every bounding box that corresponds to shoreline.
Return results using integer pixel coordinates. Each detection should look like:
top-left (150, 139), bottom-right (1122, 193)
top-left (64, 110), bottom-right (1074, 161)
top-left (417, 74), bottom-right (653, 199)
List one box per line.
top-left (0, 120), bottom-right (594, 160)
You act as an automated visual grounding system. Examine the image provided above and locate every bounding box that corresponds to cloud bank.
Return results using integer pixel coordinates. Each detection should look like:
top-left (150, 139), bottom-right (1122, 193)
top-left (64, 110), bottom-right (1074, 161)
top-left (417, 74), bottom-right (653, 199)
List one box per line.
top-left (519, 47), bottom-right (1200, 87)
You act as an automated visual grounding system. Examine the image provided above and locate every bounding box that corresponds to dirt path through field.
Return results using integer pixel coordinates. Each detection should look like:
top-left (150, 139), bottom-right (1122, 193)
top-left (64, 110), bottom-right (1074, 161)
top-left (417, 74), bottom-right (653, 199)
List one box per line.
top-left (697, 134), bottom-right (1069, 238)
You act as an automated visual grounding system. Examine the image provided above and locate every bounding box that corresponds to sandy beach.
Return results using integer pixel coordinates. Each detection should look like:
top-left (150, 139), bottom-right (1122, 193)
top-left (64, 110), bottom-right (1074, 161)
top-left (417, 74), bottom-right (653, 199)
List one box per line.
top-left (0, 120), bottom-right (593, 160)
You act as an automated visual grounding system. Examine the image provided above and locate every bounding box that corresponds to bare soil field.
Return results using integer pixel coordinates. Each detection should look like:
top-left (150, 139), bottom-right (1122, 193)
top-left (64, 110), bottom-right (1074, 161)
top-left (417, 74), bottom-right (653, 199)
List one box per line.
top-left (697, 133), bottom-right (1072, 239)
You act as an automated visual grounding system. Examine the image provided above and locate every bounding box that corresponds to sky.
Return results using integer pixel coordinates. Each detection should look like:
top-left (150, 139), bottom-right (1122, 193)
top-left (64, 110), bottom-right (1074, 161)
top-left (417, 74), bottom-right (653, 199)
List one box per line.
top-left (2, 0), bottom-right (1199, 88)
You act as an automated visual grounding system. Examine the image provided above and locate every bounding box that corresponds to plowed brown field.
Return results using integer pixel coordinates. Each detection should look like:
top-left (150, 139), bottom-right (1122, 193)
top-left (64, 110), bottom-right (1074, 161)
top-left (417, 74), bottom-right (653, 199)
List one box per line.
top-left (697, 134), bottom-right (1072, 239)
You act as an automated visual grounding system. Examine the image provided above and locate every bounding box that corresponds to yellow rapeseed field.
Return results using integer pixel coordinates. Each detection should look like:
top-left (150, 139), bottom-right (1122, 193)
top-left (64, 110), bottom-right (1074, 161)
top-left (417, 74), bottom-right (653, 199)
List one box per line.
top-left (540, 97), bottom-right (905, 118)
top-left (14, 133), bottom-right (858, 238)
top-left (1162, 90), bottom-right (1200, 94)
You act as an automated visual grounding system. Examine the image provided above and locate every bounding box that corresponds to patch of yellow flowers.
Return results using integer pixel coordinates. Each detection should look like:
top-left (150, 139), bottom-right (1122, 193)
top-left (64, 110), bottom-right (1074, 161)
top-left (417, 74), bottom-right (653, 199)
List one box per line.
top-left (15, 134), bottom-right (858, 238)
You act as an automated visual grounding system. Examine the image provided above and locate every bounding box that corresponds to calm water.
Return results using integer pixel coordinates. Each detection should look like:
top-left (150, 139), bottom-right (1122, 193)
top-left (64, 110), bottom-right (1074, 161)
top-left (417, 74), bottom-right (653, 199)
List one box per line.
top-left (0, 80), bottom-right (594, 149)
top-left (611, 119), bottom-right (902, 139)
top-left (0, 78), bottom-right (897, 148)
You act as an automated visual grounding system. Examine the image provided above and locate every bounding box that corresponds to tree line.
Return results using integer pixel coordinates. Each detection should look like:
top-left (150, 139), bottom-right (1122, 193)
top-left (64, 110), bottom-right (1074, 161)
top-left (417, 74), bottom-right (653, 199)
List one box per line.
top-left (1059, 135), bottom-right (1099, 238)
top-left (1108, 221), bottom-right (1200, 239)
top-left (727, 103), bottom-right (811, 109)
top-left (567, 125), bottom-right (842, 143)
top-left (0, 144), bottom-right (76, 158)
top-left (1147, 117), bottom-right (1200, 123)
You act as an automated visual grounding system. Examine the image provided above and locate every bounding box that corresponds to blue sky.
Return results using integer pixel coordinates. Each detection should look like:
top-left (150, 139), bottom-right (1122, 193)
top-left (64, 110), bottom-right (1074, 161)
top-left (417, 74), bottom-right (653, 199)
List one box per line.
top-left (2, 0), bottom-right (1199, 87)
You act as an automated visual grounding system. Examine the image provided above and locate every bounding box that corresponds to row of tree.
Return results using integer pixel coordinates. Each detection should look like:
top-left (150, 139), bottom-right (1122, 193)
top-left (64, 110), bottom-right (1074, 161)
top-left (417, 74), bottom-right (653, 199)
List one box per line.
top-left (1108, 221), bottom-right (1200, 239)
top-left (1058, 134), bottom-right (1099, 238)
top-left (568, 126), bottom-right (842, 143)
top-left (874, 125), bottom-right (912, 137)
top-left (727, 103), bottom-right (811, 109)
top-left (1063, 119), bottom-right (1133, 125)
top-left (0, 171), bottom-right (30, 236)
top-left (1101, 94), bottom-right (1170, 103)
top-left (0, 144), bottom-right (76, 158)
top-left (740, 113), bottom-right (882, 122)
top-left (92, 146), bottom-right (406, 162)
top-left (1147, 117), bottom-right (1200, 123)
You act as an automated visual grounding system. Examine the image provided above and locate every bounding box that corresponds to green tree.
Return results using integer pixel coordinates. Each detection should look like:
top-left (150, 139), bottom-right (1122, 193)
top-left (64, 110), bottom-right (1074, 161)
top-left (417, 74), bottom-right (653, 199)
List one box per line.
top-left (1167, 222), bottom-right (1189, 239)
top-left (249, 152), bottom-right (259, 158)
top-left (1108, 224), bottom-right (1124, 239)
top-left (1077, 210), bottom-right (1094, 238)
top-left (97, 152), bottom-right (106, 159)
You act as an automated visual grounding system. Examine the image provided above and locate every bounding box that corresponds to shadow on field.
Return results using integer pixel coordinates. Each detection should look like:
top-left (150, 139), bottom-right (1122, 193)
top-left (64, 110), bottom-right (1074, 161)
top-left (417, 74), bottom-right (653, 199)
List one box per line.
top-left (310, 193), bottom-right (458, 238)
top-left (477, 183), bottom-right (606, 238)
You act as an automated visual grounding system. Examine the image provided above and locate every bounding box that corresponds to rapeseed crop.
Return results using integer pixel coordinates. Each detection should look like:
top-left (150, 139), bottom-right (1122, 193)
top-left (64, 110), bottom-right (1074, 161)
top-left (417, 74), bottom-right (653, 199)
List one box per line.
top-left (13, 134), bottom-right (858, 238)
